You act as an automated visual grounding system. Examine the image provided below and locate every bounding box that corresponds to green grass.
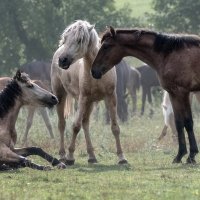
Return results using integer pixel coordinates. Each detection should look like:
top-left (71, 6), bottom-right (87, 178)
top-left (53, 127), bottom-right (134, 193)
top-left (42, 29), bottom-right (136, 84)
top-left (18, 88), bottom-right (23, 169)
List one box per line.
top-left (114, 0), bottom-right (154, 17)
top-left (1, 104), bottom-right (200, 200)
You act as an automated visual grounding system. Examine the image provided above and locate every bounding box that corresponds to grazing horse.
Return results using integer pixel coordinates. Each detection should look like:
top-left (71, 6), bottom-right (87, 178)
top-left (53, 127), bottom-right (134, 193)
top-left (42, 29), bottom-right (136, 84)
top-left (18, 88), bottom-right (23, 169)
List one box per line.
top-left (0, 70), bottom-right (66, 170)
top-left (91, 27), bottom-right (200, 164)
top-left (137, 64), bottom-right (160, 116)
top-left (51, 20), bottom-right (127, 165)
top-left (21, 61), bottom-right (54, 142)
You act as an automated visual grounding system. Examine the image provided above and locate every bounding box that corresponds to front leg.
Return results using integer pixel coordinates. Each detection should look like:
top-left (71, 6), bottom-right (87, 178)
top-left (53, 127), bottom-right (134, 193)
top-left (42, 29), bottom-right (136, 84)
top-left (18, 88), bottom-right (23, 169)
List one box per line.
top-left (13, 147), bottom-right (66, 169)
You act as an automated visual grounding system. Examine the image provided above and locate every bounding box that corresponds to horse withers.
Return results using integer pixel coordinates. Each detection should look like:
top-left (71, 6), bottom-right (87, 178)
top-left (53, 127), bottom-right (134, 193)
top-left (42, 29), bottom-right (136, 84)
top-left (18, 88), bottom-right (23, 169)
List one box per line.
top-left (91, 26), bottom-right (200, 164)
top-left (0, 70), bottom-right (66, 170)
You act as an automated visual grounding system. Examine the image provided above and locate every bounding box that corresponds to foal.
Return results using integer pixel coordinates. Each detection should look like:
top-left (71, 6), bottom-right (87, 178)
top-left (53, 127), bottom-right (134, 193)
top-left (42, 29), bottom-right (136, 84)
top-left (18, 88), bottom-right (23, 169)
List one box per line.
top-left (52, 20), bottom-right (127, 164)
top-left (92, 27), bottom-right (200, 164)
top-left (0, 70), bottom-right (66, 170)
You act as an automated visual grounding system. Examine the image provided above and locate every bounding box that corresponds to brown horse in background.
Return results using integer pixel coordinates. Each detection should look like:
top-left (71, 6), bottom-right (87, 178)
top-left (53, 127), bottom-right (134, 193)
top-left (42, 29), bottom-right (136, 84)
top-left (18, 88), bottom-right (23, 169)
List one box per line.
top-left (92, 27), bottom-right (200, 164)
top-left (0, 70), bottom-right (66, 170)
top-left (52, 20), bottom-right (127, 165)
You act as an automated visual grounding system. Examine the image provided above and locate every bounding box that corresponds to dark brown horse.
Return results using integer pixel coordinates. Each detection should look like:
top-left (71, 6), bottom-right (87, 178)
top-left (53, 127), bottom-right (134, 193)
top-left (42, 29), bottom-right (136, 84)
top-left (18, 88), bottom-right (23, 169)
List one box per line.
top-left (137, 64), bottom-right (160, 116)
top-left (91, 27), bottom-right (200, 164)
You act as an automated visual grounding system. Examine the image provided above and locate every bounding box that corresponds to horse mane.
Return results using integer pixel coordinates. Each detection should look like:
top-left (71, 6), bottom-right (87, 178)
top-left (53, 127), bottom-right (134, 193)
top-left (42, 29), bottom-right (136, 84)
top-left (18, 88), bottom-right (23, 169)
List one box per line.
top-left (102, 28), bottom-right (200, 54)
top-left (59, 20), bottom-right (99, 54)
top-left (0, 79), bottom-right (22, 118)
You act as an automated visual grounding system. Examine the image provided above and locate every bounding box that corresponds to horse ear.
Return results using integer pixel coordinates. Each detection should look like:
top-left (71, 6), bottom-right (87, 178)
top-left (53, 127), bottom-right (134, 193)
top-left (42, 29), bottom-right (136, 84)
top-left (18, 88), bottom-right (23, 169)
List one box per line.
top-left (14, 69), bottom-right (21, 80)
top-left (109, 26), bottom-right (116, 38)
top-left (88, 25), bottom-right (95, 32)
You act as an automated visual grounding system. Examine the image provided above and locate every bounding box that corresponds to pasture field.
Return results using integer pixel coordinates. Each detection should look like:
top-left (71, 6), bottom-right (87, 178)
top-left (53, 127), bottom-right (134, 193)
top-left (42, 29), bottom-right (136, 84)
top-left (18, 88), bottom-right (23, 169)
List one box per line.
top-left (1, 104), bottom-right (200, 200)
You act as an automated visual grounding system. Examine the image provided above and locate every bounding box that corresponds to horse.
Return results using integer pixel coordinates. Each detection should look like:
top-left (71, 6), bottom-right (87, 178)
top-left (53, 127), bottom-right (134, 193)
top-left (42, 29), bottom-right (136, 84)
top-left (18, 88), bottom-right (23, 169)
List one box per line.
top-left (0, 70), bottom-right (66, 170)
top-left (51, 20), bottom-right (127, 165)
top-left (158, 91), bottom-right (200, 143)
top-left (91, 26), bottom-right (200, 164)
top-left (0, 78), bottom-right (54, 144)
top-left (20, 61), bottom-right (54, 143)
top-left (137, 64), bottom-right (160, 116)
top-left (105, 59), bottom-right (140, 123)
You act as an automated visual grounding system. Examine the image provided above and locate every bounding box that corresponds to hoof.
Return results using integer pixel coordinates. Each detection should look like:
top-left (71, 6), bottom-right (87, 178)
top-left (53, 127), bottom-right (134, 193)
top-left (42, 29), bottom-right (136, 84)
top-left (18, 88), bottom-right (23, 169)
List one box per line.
top-left (172, 157), bottom-right (182, 164)
top-left (65, 160), bottom-right (75, 166)
top-left (186, 157), bottom-right (196, 164)
top-left (43, 166), bottom-right (52, 171)
top-left (57, 162), bottom-right (67, 169)
top-left (88, 158), bottom-right (98, 164)
top-left (118, 159), bottom-right (128, 165)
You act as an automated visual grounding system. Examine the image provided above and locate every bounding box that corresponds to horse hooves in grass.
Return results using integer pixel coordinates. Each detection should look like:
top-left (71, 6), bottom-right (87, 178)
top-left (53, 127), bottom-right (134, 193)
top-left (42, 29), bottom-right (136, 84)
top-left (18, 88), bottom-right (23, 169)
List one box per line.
top-left (186, 157), bottom-right (196, 164)
top-left (118, 159), bottom-right (128, 165)
top-left (172, 157), bottom-right (182, 164)
top-left (56, 162), bottom-right (67, 169)
top-left (88, 158), bottom-right (98, 164)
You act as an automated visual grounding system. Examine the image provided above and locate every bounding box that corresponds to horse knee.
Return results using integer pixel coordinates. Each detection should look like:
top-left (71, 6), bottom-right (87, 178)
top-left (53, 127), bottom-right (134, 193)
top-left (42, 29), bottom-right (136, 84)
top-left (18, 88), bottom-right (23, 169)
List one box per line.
top-left (58, 120), bottom-right (66, 132)
top-left (72, 122), bottom-right (81, 134)
top-left (111, 124), bottom-right (120, 136)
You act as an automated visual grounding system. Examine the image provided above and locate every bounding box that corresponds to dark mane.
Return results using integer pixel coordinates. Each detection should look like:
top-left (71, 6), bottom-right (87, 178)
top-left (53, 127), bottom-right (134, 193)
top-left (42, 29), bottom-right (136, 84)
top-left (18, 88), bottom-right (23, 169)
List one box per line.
top-left (0, 80), bottom-right (22, 119)
top-left (102, 28), bottom-right (200, 54)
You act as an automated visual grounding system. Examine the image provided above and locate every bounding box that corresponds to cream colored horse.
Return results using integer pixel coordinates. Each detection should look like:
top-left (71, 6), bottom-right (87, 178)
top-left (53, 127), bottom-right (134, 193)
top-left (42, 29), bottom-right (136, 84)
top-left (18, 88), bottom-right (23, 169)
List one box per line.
top-left (51, 20), bottom-right (127, 165)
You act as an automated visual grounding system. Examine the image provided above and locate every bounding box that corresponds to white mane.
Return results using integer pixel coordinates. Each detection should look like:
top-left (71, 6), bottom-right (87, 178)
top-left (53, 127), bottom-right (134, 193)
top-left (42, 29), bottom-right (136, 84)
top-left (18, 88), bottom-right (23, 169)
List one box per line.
top-left (59, 20), bottom-right (99, 51)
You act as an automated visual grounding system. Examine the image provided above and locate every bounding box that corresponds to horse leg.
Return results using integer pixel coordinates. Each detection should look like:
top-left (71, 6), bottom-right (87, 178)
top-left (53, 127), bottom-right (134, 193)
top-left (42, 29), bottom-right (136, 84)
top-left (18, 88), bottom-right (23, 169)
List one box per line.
top-left (82, 103), bottom-right (97, 163)
top-left (13, 147), bottom-right (66, 168)
top-left (22, 106), bottom-right (35, 145)
top-left (147, 88), bottom-right (153, 117)
top-left (105, 94), bottom-right (128, 164)
top-left (56, 95), bottom-right (67, 160)
top-left (66, 96), bottom-right (86, 165)
top-left (0, 143), bottom-right (50, 170)
top-left (39, 108), bottom-right (54, 139)
top-left (141, 86), bottom-right (146, 115)
top-left (168, 113), bottom-right (178, 143)
top-left (169, 92), bottom-right (198, 163)
top-left (158, 125), bottom-right (168, 141)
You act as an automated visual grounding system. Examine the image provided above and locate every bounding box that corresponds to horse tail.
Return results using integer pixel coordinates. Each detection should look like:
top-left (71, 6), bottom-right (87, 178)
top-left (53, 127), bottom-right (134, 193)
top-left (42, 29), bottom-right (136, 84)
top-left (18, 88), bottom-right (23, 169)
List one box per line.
top-left (64, 95), bottom-right (74, 118)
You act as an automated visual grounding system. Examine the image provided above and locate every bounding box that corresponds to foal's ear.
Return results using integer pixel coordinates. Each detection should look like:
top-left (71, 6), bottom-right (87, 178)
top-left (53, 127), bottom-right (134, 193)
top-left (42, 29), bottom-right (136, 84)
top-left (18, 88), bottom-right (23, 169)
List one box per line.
top-left (88, 25), bottom-right (95, 32)
top-left (14, 69), bottom-right (21, 80)
top-left (109, 26), bottom-right (116, 38)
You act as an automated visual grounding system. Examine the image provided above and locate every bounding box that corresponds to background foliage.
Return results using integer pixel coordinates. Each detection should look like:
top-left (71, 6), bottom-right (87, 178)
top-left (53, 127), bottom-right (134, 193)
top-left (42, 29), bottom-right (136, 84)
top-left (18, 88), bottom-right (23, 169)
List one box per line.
top-left (0, 0), bottom-right (199, 74)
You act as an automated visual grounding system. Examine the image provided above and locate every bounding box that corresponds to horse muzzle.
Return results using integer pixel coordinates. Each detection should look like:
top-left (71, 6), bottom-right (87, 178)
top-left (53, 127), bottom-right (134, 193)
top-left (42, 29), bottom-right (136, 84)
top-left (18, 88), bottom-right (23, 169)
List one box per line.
top-left (58, 57), bottom-right (72, 70)
top-left (91, 68), bottom-right (103, 79)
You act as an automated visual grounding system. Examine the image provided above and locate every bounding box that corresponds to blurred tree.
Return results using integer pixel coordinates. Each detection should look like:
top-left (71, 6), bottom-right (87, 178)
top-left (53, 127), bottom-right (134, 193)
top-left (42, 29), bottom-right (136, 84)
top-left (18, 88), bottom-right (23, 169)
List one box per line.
top-left (0, 0), bottom-right (140, 74)
top-left (151, 0), bottom-right (200, 33)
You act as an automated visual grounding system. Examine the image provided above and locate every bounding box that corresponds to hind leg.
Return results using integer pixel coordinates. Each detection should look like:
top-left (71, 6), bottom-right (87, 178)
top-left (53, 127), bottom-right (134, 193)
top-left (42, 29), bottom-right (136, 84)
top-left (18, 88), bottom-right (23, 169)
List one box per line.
top-left (105, 94), bottom-right (127, 164)
top-left (158, 125), bottom-right (168, 141)
top-left (141, 87), bottom-right (146, 115)
top-left (147, 88), bottom-right (154, 117)
top-left (39, 108), bottom-right (54, 139)
top-left (22, 106), bottom-right (35, 145)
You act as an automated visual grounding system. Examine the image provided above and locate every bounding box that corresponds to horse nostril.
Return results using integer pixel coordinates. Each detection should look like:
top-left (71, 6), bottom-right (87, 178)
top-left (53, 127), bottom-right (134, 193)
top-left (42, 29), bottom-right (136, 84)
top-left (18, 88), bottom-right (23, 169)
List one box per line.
top-left (91, 68), bottom-right (102, 79)
top-left (51, 95), bottom-right (58, 104)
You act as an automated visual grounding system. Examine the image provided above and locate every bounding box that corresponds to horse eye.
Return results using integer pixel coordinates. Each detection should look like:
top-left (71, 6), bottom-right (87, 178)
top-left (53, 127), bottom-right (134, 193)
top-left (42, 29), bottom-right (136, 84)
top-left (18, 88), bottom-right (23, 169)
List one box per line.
top-left (27, 84), bottom-right (33, 88)
top-left (103, 44), bottom-right (110, 50)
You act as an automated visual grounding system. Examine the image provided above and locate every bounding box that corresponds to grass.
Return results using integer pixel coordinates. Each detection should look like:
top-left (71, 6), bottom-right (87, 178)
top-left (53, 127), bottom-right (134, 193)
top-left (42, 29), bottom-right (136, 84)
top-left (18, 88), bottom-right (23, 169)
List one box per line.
top-left (1, 103), bottom-right (200, 200)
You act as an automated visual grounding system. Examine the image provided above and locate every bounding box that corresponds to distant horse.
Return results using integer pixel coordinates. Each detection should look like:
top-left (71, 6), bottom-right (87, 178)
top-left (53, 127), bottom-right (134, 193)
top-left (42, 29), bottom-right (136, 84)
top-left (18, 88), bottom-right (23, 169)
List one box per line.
top-left (115, 60), bottom-right (140, 121)
top-left (21, 61), bottom-right (54, 142)
top-left (137, 64), bottom-right (160, 116)
top-left (91, 26), bottom-right (200, 164)
top-left (0, 70), bottom-right (65, 170)
top-left (51, 20), bottom-right (127, 165)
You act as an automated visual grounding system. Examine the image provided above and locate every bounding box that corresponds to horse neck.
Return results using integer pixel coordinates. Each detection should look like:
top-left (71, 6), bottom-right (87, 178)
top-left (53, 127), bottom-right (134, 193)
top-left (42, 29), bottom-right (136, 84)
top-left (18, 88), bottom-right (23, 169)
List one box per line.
top-left (0, 99), bottom-right (22, 132)
top-left (83, 45), bottom-right (99, 73)
top-left (120, 33), bottom-right (163, 70)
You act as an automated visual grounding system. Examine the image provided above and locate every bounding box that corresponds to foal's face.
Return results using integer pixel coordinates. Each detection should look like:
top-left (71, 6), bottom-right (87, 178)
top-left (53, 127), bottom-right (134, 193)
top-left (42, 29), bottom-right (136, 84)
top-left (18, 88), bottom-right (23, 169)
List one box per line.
top-left (15, 71), bottom-right (58, 107)
top-left (91, 27), bottom-right (124, 79)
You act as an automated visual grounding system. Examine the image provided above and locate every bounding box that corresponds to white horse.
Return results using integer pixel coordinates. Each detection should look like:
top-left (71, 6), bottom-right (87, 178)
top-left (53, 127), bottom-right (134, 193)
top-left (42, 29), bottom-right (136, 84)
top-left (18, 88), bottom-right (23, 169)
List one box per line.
top-left (51, 20), bottom-right (127, 165)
